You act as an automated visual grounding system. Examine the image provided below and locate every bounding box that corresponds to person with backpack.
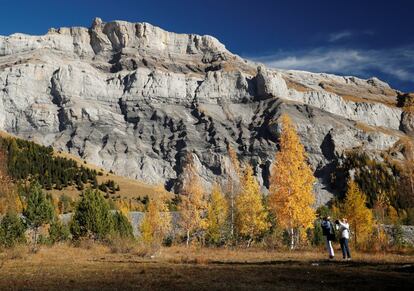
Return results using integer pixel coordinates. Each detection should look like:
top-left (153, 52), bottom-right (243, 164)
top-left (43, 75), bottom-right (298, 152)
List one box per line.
top-left (321, 216), bottom-right (335, 259)
top-left (335, 218), bottom-right (351, 260)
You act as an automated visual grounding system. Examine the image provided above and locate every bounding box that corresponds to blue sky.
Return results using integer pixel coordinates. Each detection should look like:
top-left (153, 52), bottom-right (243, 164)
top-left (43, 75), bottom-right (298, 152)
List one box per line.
top-left (1, 0), bottom-right (413, 92)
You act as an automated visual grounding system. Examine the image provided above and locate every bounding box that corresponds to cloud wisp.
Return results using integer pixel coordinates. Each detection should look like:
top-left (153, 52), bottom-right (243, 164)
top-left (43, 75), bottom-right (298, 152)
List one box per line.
top-left (250, 46), bottom-right (414, 84)
top-left (327, 30), bottom-right (374, 42)
top-left (328, 31), bottom-right (353, 42)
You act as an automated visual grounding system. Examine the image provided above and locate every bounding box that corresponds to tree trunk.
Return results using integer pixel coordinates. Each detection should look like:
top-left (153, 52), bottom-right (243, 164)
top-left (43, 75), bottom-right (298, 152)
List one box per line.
top-left (32, 227), bottom-right (39, 252)
top-left (290, 228), bottom-right (295, 250)
top-left (247, 237), bottom-right (253, 248)
top-left (186, 230), bottom-right (190, 247)
top-left (354, 225), bottom-right (357, 247)
top-left (230, 192), bottom-right (234, 239)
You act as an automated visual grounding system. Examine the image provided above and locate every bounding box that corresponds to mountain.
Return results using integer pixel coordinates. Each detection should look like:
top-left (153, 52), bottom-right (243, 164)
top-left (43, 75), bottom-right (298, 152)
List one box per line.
top-left (0, 18), bottom-right (412, 205)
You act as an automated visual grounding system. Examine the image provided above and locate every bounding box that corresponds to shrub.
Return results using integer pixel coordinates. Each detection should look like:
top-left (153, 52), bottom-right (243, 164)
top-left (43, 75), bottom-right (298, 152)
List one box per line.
top-left (58, 194), bottom-right (73, 214)
top-left (107, 235), bottom-right (135, 254)
top-left (70, 188), bottom-right (113, 240)
top-left (310, 220), bottom-right (324, 246)
top-left (49, 220), bottom-right (70, 243)
top-left (73, 238), bottom-right (95, 249)
top-left (0, 212), bottom-right (27, 248)
top-left (392, 223), bottom-right (405, 247)
top-left (112, 211), bottom-right (134, 238)
top-left (263, 227), bottom-right (285, 249)
top-left (370, 227), bottom-right (390, 252)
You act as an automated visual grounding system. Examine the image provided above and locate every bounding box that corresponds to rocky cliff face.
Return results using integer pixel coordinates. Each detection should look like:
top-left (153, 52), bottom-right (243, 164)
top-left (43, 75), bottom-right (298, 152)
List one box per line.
top-left (0, 18), bottom-right (412, 205)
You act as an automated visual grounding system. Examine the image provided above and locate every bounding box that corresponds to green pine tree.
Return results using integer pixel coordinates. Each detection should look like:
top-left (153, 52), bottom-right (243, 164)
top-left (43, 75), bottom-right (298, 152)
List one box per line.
top-left (112, 211), bottom-right (134, 238)
top-left (0, 212), bottom-right (27, 248)
top-left (23, 182), bottom-right (55, 244)
top-left (70, 188), bottom-right (113, 240)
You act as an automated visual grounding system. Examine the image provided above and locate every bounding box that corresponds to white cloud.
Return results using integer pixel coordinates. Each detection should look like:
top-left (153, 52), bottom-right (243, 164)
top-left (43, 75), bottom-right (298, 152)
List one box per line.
top-left (328, 30), bottom-right (375, 42)
top-left (328, 31), bottom-right (353, 42)
top-left (249, 46), bottom-right (414, 83)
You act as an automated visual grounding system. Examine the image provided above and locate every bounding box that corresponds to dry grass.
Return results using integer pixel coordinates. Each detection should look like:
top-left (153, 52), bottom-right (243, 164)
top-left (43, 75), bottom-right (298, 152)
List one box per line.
top-left (0, 244), bottom-right (413, 290)
top-left (340, 94), bottom-right (376, 104)
top-left (54, 150), bottom-right (169, 200)
top-left (355, 121), bottom-right (404, 137)
top-left (1, 130), bottom-right (172, 202)
top-left (106, 236), bottom-right (137, 254)
top-left (283, 77), bottom-right (313, 92)
top-left (320, 82), bottom-right (398, 108)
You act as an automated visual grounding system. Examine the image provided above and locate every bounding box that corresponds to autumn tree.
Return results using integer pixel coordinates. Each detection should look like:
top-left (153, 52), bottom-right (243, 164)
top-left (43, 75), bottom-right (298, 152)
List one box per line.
top-left (398, 157), bottom-right (414, 211)
top-left (0, 150), bottom-right (23, 214)
top-left (342, 180), bottom-right (374, 247)
top-left (115, 199), bottom-right (131, 216)
top-left (206, 184), bottom-right (229, 245)
top-left (225, 145), bottom-right (241, 241)
top-left (235, 165), bottom-right (269, 247)
top-left (178, 153), bottom-right (207, 246)
top-left (140, 195), bottom-right (172, 246)
top-left (268, 114), bottom-right (316, 249)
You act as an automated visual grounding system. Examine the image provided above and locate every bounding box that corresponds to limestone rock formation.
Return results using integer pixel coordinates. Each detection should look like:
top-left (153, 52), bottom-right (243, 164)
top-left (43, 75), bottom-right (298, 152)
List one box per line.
top-left (0, 18), bottom-right (412, 205)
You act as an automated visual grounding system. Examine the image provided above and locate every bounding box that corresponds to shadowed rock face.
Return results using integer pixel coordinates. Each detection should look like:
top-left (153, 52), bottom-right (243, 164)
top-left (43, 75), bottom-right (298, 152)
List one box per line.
top-left (0, 18), bottom-right (411, 205)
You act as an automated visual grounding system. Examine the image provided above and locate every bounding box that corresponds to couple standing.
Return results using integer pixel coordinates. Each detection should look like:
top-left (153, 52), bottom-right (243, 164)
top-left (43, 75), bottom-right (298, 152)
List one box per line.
top-left (321, 216), bottom-right (351, 260)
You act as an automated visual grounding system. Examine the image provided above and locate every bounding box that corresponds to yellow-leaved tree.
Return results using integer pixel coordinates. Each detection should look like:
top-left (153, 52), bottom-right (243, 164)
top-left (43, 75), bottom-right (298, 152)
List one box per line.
top-left (140, 193), bottom-right (172, 246)
top-left (206, 184), bottom-right (229, 245)
top-left (226, 145), bottom-right (241, 240)
top-left (268, 114), bottom-right (316, 249)
top-left (0, 150), bottom-right (23, 214)
top-left (178, 154), bottom-right (207, 246)
top-left (115, 199), bottom-right (131, 217)
top-left (342, 180), bottom-right (374, 247)
top-left (235, 165), bottom-right (270, 247)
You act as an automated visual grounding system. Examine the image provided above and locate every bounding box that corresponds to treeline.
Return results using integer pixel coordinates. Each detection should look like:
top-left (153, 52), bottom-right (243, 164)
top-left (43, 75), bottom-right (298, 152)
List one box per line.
top-left (332, 150), bottom-right (414, 225)
top-left (1, 114), bottom-right (413, 251)
top-left (0, 115), bottom-right (317, 249)
top-left (137, 114), bottom-right (413, 250)
top-left (0, 136), bottom-right (119, 193)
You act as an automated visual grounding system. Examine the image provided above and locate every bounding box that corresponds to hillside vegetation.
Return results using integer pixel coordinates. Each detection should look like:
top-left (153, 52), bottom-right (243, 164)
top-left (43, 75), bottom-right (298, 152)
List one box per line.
top-left (0, 131), bottom-right (171, 213)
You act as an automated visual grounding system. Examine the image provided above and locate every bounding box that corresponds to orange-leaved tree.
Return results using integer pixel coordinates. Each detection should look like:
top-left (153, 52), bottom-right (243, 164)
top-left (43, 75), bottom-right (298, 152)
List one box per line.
top-left (342, 180), bottom-right (374, 248)
top-left (268, 114), bottom-right (316, 249)
top-left (235, 165), bottom-right (269, 247)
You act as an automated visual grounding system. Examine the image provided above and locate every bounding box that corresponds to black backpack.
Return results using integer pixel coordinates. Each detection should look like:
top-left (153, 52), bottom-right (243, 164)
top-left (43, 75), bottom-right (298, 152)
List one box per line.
top-left (328, 222), bottom-right (337, 241)
top-left (321, 221), bottom-right (331, 236)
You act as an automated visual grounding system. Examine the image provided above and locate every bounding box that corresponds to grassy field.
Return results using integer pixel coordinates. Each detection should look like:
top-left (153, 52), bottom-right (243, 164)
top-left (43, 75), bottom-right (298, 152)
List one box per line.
top-left (0, 244), bottom-right (413, 290)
